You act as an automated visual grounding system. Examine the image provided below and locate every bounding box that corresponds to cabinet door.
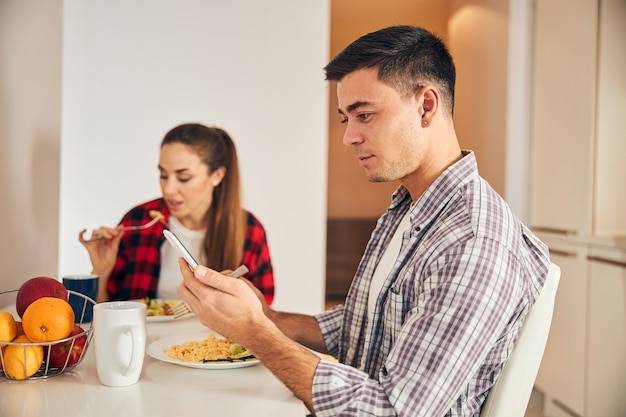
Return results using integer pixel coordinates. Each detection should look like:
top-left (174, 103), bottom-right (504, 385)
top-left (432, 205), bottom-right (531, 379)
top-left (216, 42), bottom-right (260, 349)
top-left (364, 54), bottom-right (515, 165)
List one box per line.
top-left (529, 0), bottom-right (598, 236)
top-left (586, 248), bottom-right (626, 416)
top-left (535, 238), bottom-right (587, 416)
top-left (592, 0), bottom-right (626, 237)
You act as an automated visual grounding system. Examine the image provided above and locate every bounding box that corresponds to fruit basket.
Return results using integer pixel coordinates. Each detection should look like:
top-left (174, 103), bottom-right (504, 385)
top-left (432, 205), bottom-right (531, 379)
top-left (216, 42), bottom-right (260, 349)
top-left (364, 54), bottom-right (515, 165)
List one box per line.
top-left (0, 289), bottom-right (95, 380)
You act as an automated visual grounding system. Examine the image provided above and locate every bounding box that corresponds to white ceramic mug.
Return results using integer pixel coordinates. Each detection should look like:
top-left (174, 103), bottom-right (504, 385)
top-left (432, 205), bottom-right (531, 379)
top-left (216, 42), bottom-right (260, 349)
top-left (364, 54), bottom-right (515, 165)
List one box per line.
top-left (93, 301), bottom-right (146, 387)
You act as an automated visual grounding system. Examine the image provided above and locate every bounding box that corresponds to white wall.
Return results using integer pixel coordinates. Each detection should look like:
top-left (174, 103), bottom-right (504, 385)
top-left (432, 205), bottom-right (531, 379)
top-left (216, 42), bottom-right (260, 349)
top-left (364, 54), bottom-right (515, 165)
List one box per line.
top-left (59, 0), bottom-right (329, 314)
top-left (0, 0), bottom-right (330, 315)
top-left (0, 0), bottom-right (62, 296)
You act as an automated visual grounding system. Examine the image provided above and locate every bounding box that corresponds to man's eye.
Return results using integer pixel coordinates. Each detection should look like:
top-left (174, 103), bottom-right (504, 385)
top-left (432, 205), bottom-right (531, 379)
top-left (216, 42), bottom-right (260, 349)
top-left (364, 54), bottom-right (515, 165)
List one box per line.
top-left (339, 113), bottom-right (370, 124)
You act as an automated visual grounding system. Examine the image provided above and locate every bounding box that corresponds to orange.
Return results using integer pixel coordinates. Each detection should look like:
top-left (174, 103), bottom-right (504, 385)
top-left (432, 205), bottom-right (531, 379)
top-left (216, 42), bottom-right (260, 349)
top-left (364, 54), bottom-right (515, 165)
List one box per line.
top-left (0, 311), bottom-right (18, 347)
top-left (22, 297), bottom-right (74, 343)
top-left (2, 335), bottom-right (44, 380)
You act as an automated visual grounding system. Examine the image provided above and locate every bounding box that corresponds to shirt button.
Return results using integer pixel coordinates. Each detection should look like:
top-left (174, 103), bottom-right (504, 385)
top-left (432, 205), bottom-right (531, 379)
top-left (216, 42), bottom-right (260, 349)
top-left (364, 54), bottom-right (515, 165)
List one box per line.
top-left (381, 366), bottom-right (388, 377)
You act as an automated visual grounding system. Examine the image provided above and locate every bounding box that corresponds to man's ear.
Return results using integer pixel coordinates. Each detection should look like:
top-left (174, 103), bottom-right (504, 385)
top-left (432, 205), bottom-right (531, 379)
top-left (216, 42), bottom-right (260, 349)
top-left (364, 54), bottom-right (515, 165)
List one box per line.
top-left (419, 87), bottom-right (439, 127)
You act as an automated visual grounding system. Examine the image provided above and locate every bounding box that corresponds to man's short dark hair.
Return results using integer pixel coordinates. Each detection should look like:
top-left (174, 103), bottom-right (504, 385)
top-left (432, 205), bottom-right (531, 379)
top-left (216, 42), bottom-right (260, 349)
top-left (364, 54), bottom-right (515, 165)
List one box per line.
top-left (324, 25), bottom-right (456, 117)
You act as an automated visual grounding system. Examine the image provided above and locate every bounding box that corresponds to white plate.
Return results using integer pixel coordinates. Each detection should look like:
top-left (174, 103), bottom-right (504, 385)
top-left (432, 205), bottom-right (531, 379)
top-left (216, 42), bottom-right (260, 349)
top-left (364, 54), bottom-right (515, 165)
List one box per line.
top-left (135, 299), bottom-right (194, 322)
top-left (146, 312), bottom-right (194, 322)
top-left (146, 333), bottom-right (260, 369)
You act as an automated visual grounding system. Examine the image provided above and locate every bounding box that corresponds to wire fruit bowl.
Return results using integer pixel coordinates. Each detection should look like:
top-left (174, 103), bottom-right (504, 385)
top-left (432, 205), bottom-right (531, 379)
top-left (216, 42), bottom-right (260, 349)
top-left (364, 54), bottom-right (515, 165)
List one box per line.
top-left (0, 289), bottom-right (95, 380)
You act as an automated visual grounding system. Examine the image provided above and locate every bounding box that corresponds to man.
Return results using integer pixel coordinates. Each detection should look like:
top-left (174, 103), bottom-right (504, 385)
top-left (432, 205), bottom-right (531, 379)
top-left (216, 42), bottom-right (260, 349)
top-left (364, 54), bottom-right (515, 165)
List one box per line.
top-left (178, 25), bottom-right (550, 416)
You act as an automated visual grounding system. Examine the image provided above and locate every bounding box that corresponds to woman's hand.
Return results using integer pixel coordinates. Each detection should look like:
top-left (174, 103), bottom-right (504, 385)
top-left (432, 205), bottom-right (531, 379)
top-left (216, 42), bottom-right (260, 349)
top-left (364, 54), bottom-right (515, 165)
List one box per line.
top-left (78, 226), bottom-right (123, 280)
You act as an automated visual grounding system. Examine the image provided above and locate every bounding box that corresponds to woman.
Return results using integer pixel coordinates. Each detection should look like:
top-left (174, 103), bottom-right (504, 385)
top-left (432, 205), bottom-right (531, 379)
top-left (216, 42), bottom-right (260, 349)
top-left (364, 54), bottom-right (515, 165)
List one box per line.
top-left (79, 123), bottom-right (274, 304)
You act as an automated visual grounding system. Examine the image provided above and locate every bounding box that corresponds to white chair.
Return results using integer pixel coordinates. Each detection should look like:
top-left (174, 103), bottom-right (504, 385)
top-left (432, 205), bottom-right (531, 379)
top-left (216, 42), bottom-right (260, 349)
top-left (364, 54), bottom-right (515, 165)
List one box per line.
top-left (480, 262), bottom-right (561, 417)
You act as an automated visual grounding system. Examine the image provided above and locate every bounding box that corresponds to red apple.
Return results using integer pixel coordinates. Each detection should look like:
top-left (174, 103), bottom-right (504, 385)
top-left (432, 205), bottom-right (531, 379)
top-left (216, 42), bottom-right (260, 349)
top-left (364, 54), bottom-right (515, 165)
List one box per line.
top-left (48, 324), bottom-right (88, 368)
top-left (16, 276), bottom-right (68, 318)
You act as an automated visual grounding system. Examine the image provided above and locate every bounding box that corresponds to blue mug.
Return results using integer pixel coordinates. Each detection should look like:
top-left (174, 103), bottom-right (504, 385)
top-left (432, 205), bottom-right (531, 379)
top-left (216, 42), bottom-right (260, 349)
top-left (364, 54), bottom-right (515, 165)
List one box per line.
top-left (63, 274), bottom-right (99, 323)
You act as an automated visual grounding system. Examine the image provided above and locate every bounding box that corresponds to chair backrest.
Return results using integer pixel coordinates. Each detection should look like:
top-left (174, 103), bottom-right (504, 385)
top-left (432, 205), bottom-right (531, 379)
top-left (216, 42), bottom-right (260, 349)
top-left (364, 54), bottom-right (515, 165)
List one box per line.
top-left (480, 262), bottom-right (561, 417)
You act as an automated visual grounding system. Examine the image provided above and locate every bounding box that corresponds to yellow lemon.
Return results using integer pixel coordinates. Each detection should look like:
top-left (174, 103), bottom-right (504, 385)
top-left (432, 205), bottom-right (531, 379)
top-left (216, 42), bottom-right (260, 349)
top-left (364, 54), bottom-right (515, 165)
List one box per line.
top-left (3, 335), bottom-right (44, 380)
top-left (0, 311), bottom-right (18, 347)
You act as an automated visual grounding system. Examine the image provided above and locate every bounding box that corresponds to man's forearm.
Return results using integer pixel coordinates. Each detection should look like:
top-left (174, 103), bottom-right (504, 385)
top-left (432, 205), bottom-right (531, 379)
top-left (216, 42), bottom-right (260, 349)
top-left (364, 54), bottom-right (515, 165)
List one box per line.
top-left (247, 319), bottom-right (321, 414)
top-left (271, 310), bottom-right (328, 354)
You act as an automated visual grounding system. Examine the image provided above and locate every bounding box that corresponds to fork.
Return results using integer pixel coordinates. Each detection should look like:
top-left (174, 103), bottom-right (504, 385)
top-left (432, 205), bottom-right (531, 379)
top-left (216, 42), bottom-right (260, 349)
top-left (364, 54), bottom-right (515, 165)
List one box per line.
top-left (87, 216), bottom-right (163, 241)
top-left (169, 264), bottom-right (249, 318)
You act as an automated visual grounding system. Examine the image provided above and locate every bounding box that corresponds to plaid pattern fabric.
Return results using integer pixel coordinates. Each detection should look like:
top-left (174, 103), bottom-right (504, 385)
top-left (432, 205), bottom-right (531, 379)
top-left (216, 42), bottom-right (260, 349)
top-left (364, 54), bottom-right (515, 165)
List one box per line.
top-left (313, 151), bottom-right (550, 417)
top-left (106, 198), bottom-right (275, 304)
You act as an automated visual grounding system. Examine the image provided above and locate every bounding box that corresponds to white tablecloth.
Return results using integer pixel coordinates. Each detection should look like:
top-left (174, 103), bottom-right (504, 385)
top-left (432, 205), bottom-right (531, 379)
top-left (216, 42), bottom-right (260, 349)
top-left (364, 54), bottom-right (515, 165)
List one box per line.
top-left (0, 315), bottom-right (305, 417)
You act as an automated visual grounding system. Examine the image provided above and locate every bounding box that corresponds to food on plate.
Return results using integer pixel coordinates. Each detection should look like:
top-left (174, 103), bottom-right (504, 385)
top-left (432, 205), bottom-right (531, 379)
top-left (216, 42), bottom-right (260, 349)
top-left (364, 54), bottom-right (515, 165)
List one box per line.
top-left (22, 297), bottom-right (74, 342)
top-left (165, 333), bottom-right (254, 363)
top-left (16, 276), bottom-right (68, 318)
top-left (0, 311), bottom-right (18, 347)
top-left (138, 298), bottom-right (181, 316)
top-left (2, 334), bottom-right (44, 379)
top-left (47, 324), bottom-right (88, 368)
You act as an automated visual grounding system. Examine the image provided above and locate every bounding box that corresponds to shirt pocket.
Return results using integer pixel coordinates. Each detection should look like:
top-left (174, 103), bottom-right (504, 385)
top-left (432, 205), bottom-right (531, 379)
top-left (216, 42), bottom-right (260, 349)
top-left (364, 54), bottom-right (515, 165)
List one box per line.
top-left (383, 266), bottom-right (416, 343)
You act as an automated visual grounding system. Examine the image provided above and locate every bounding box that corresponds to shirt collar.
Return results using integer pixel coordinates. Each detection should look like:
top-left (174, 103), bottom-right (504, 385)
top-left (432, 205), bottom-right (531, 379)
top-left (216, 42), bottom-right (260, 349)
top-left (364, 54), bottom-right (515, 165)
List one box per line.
top-left (388, 150), bottom-right (478, 229)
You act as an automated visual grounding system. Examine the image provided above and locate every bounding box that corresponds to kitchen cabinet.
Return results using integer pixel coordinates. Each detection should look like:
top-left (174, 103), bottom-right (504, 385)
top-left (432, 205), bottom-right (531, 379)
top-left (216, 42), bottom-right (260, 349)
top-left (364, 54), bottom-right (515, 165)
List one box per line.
top-left (529, 0), bottom-right (626, 415)
top-left (530, 0), bottom-right (626, 239)
top-left (325, 218), bottom-right (377, 299)
top-left (586, 247), bottom-right (626, 416)
top-left (592, 0), bottom-right (626, 237)
top-left (535, 236), bottom-right (587, 417)
top-left (535, 239), bottom-right (626, 417)
top-left (528, 0), bottom-right (598, 238)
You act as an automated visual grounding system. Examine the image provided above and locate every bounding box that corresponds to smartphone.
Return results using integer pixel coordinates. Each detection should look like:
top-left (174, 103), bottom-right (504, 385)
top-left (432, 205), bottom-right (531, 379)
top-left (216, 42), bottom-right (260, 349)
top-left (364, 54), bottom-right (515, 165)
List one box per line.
top-left (163, 229), bottom-right (199, 270)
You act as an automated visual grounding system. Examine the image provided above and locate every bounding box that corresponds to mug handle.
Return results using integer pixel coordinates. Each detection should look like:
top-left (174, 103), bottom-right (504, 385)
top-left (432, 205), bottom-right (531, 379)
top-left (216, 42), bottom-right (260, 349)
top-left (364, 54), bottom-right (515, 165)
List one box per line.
top-left (121, 324), bottom-right (145, 377)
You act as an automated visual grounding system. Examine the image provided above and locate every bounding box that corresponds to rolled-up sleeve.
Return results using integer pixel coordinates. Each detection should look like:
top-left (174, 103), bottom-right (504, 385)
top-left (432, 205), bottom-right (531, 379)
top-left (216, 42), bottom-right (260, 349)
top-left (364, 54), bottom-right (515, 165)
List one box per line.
top-left (315, 305), bottom-right (343, 358)
top-left (313, 360), bottom-right (396, 416)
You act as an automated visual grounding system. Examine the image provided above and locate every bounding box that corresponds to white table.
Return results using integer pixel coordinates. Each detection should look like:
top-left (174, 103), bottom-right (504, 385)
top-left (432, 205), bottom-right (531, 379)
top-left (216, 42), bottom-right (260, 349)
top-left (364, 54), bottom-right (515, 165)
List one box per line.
top-left (0, 316), bottom-right (305, 417)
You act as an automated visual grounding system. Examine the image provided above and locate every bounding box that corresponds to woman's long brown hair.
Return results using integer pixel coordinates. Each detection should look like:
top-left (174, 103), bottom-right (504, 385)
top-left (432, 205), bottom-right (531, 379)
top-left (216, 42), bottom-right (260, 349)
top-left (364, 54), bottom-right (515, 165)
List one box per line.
top-left (161, 123), bottom-right (245, 271)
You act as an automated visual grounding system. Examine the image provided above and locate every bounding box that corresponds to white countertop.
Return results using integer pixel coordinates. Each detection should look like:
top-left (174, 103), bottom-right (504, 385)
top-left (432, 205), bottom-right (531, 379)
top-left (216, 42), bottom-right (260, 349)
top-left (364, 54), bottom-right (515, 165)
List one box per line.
top-left (0, 315), bottom-right (305, 417)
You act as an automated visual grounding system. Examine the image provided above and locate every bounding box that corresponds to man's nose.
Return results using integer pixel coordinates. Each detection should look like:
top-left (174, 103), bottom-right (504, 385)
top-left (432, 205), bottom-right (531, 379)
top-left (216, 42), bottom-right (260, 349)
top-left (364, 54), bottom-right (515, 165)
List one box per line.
top-left (342, 123), bottom-right (364, 147)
